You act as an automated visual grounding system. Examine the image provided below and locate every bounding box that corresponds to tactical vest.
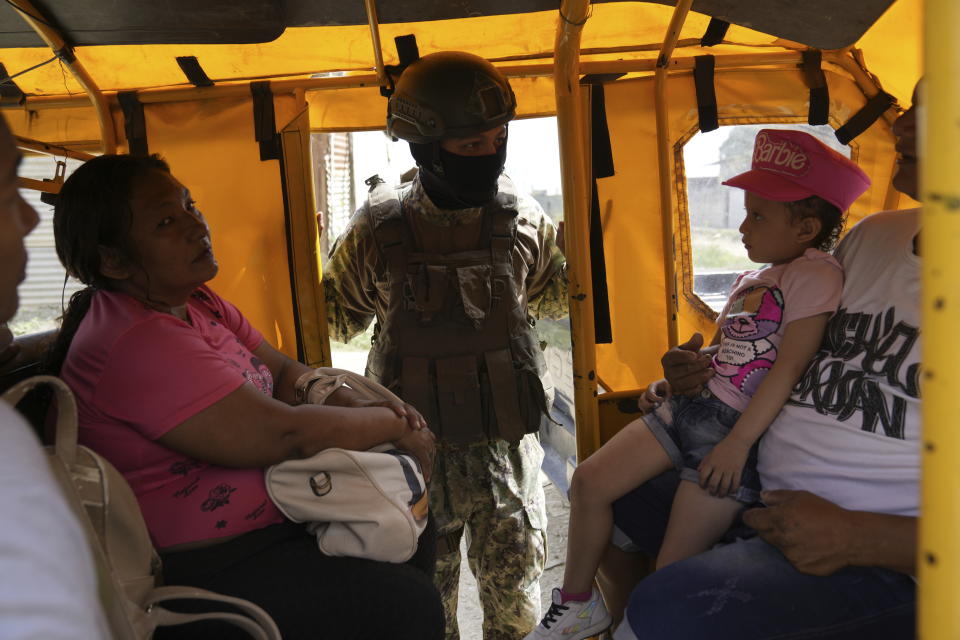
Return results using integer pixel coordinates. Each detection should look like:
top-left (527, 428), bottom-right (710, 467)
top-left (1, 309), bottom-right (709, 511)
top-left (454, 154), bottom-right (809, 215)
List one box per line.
top-left (363, 176), bottom-right (553, 445)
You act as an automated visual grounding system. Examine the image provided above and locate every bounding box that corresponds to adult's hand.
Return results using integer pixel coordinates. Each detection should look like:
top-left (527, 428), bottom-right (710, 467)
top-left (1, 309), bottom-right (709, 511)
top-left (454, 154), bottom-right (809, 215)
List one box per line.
top-left (637, 378), bottom-right (670, 413)
top-left (396, 427), bottom-right (437, 482)
top-left (743, 490), bottom-right (857, 576)
top-left (355, 398), bottom-right (428, 433)
top-left (661, 332), bottom-right (714, 396)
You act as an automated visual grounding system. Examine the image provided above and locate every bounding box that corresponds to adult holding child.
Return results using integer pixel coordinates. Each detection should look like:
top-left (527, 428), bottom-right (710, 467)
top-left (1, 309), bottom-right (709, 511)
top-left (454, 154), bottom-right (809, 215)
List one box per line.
top-left (527, 129), bottom-right (871, 640)
top-left (48, 153), bottom-right (444, 640)
top-left (602, 86), bottom-right (924, 640)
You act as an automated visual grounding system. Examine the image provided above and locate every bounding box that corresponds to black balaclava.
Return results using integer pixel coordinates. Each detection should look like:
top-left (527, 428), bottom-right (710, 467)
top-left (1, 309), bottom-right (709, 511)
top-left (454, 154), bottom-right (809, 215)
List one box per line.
top-left (409, 134), bottom-right (508, 209)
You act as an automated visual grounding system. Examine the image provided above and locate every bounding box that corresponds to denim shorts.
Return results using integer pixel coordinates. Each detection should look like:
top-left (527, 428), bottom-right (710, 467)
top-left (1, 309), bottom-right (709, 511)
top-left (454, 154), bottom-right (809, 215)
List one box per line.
top-left (642, 390), bottom-right (760, 504)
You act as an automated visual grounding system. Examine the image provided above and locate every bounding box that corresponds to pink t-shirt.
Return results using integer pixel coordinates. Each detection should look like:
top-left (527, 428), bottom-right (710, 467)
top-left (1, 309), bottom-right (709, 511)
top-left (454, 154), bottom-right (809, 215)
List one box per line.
top-left (61, 285), bottom-right (285, 549)
top-left (707, 248), bottom-right (844, 412)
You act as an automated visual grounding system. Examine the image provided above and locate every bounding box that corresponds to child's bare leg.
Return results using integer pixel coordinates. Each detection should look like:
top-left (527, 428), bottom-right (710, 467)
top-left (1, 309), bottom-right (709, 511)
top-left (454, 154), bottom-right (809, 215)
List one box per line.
top-left (655, 480), bottom-right (744, 570)
top-left (562, 417), bottom-right (672, 594)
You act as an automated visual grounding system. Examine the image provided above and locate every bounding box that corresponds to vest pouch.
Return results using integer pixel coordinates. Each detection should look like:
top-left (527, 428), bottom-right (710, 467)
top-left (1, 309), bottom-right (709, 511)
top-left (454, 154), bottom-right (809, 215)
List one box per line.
top-left (407, 264), bottom-right (447, 320)
top-left (509, 334), bottom-right (552, 435)
top-left (400, 357), bottom-right (438, 431)
top-left (515, 366), bottom-right (548, 435)
top-left (455, 264), bottom-right (492, 330)
top-left (435, 355), bottom-right (485, 442)
top-left (483, 348), bottom-right (527, 444)
top-left (365, 343), bottom-right (389, 381)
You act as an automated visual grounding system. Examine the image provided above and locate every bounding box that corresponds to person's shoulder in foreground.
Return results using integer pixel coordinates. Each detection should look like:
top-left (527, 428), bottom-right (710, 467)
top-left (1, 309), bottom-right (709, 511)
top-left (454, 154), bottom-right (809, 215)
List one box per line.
top-left (0, 403), bottom-right (110, 639)
top-left (0, 106), bottom-right (109, 638)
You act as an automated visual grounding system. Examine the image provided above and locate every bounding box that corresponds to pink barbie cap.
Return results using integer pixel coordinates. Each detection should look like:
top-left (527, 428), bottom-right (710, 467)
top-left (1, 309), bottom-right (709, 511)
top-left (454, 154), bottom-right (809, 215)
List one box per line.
top-left (722, 129), bottom-right (870, 212)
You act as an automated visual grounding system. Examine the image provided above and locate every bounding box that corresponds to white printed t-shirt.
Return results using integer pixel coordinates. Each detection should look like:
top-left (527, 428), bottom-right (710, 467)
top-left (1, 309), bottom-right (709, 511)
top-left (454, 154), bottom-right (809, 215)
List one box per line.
top-left (758, 209), bottom-right (921, 517)
top-left (708, 248), bottom-right (844, 412)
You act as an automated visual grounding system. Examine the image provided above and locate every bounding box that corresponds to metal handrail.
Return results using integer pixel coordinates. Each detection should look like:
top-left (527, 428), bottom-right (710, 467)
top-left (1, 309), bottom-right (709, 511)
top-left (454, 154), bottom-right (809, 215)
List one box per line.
top-left (554, 0), bottom-right (601, 459)
top-left (6, 0), bottom-right (117, 153)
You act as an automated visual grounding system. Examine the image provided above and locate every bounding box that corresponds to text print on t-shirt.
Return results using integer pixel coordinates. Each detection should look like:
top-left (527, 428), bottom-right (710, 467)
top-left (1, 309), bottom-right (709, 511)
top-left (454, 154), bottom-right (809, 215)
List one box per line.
top-left (714, 285), bottom-right (784, 397)
top-left (789, 306), bottom-right (920, 439)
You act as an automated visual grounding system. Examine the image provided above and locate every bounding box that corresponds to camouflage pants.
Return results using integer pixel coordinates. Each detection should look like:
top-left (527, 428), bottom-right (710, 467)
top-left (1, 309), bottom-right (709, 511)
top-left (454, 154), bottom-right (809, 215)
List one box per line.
top-left (431, 433), bottom-right (547, 640)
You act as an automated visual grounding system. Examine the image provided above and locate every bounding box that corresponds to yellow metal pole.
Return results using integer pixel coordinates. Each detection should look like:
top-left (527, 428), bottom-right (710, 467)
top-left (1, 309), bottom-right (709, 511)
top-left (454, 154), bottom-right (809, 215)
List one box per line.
top-left (15, 135), bottom-right (95, 161)
top-left (7, 0), bottom-right (117, 153)
top-left (363, 0), bottom-right (390, 91)
top-left (654, 0), bottom-right (694, 348)
top-left (554, 0), bottom-right (602, 459)
top-left (919, 0), bottom-right (960, 637)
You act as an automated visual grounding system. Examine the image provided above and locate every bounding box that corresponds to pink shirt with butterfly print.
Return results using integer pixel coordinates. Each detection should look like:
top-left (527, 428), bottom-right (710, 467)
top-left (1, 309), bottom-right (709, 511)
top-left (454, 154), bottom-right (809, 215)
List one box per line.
top-left (61, 285), bottom-right (285, 549)
top-left (707, 248), bottom-right (843, 413)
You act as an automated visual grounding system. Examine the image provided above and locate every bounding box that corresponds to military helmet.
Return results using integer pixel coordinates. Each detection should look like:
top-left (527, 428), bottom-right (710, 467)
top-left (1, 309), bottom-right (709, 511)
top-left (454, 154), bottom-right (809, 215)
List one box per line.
top-left (387, 51), bottom-right (516, 143)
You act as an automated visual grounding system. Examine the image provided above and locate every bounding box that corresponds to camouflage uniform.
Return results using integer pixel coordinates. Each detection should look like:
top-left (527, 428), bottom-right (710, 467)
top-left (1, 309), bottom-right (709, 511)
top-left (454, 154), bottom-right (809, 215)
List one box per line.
top-left (324, 175), bottom-right (566, 639)
top-left (433, 435), bottom-right (546, 639)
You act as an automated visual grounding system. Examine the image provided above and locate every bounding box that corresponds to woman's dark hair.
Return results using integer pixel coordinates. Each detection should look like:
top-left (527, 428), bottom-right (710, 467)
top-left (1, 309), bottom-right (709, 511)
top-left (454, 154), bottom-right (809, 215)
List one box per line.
top-left (785, 195), bottom-right (844, 252)
top-left (44, 154), bottom-right (171, 374)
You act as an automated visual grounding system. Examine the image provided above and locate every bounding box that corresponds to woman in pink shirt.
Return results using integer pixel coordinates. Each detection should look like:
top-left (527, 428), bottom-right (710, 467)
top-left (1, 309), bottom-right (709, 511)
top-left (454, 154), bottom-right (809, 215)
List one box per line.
top-left (47, 154), bottom-right (443, 640)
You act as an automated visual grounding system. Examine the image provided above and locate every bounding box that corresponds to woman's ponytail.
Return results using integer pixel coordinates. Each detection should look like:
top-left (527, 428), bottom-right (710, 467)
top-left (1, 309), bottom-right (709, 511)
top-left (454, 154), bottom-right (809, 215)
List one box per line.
top-left (43, 286), bottom-right (96, 375)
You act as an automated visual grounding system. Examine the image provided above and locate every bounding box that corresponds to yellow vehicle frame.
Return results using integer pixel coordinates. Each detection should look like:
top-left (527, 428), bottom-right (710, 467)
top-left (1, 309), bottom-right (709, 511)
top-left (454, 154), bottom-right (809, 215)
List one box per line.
top-left (0, 0), bottom-right (950, 635)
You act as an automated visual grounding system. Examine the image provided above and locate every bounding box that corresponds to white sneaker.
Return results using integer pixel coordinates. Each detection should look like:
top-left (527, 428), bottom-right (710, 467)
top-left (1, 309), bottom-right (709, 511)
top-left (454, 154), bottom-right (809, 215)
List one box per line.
top-left (524, 587), bottom-right (612, 640)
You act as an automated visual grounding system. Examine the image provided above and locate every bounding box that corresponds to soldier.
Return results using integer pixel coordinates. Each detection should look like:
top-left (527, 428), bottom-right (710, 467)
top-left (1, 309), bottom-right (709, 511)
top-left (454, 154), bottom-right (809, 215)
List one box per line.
top-left (323, 51), bottom-right (568, 639)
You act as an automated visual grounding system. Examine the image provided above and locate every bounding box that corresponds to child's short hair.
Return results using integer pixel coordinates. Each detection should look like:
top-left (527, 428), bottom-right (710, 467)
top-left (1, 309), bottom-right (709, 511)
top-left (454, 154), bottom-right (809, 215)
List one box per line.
top-left (784, 195), bottom-right (844, 252)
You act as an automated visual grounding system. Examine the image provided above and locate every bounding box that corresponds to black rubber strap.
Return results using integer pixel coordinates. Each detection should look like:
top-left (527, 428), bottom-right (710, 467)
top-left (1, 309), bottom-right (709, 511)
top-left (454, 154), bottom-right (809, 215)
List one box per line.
top-left (694, 55), bottom-right (719, 132)
top-left (578, 78), bottom-right (616, 343)
top-left (395, 34), bottom-right (419, 67)
top-left (590, 180), bottom-right (612, 344)
top-left (700, 18), bottom-right (730, 47)
top-left (176, 56), bottom-right (214, 88)
top-left (250, 81), bottom-right (280, 161)
top-left (801, 49), bottom-right (829, 126)
top-left (587, 81), bottom-right (616, 179)
top-left (835, 91), bottom-right (895, 145)
top-left (382, 34), bottom-right (420, 98)
top-left (118, 91), bottom-right (149, 156)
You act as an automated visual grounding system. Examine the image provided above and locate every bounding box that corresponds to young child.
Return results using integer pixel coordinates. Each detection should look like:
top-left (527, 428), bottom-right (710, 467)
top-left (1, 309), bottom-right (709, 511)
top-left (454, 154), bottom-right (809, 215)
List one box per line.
top-left (525, 129), bottom-right (871, 640)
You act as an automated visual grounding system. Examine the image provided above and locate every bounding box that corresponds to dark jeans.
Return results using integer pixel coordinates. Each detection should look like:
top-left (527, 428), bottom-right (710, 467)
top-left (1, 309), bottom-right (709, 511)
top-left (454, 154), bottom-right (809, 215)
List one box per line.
top-left (156, 518), bottom-right (443, 640)
top-left (611, 472), bottom-right (916, 640)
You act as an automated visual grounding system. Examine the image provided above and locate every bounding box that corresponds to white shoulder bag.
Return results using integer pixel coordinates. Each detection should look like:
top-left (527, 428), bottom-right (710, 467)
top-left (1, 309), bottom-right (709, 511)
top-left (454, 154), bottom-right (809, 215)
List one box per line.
top-left (265, 368), bottom-right (429, 563)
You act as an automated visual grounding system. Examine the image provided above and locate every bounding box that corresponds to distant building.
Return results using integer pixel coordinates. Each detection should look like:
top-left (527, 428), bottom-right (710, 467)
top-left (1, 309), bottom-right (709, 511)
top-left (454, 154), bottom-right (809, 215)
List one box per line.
top-left (686, 176), bottom-right (743, 229)
top-left (531, 189), bottom-right (563, 222)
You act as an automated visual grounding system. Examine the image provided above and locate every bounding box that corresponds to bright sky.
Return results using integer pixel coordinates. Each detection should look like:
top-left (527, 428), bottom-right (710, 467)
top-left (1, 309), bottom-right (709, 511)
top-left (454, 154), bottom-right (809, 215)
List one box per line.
top-left (351, 120), bottom-right (842, 203)
top-left (351, 116), bottom-right (564, 205)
